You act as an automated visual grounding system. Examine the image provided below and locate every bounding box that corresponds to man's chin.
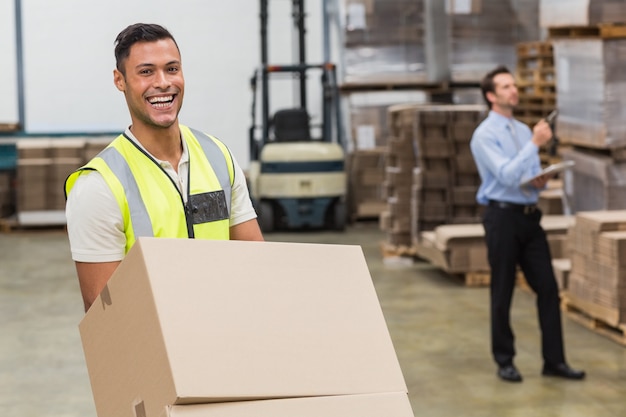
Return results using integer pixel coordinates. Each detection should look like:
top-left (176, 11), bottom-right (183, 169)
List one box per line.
top-left (150, 117), bottom-right (178, 129)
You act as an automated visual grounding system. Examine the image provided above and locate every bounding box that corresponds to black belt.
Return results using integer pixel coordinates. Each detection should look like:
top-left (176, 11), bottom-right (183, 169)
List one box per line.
top-left (489, 200), bottom-right (538, 215)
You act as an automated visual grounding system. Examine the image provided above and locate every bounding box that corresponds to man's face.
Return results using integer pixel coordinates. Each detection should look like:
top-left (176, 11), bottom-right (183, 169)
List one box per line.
top-left (489, 72), bottom-right (518, 111)
top-left (113, 38), bottom-right (184, 130)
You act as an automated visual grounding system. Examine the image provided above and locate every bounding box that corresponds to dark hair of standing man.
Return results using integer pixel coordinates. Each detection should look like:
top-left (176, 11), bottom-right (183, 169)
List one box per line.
top-left (480, 65), bottom-right (513, 109)
top-left (114, 23), bottom-right (180, 76)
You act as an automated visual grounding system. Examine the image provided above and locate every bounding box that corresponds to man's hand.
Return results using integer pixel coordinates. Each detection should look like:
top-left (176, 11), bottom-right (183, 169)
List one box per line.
top-left (530, 173), bottom-right (552, 189)
top-left (532, 119), bottom-right (553, 147)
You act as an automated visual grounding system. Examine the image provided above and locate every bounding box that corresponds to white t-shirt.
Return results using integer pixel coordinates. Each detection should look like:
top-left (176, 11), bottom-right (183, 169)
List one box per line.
top-left (66, 128), bottom-right (257, 263)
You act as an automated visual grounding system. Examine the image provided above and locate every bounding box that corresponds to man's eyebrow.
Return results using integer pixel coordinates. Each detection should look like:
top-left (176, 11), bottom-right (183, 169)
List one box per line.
top-left (134, 60), bottom-right (181, 69)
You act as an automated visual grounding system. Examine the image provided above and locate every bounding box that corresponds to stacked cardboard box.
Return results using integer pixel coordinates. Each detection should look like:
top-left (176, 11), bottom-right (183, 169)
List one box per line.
top-left (566, 210), bottom-right (626, 327)
top-left (412, 105), bottom-right (487, 243)
top-left (545, 20), bottom-right (626, 212)
top-left (349, 104), bottom-right (392, 150)
top-left (540, 0), bottom-right (626, 27)
top-left (415, 215), bottom-right (573, 276)
top-left (560, 148), bottom-right (626, 212)
top-left (450, 0), bottom-right (541, 82)
top-left (378, 104), bottom-right (486, 248)
top-left (552, 35), bottom-right (626, 152)
top-left (343, 0), bottom-right (424, 85)
top-left (16, 140), bottom-right (54, 215)
top-left (79, 238), bottom-right (413, 417)
top-left (537, 180), bottom-right (565, 215)
top-left (0, 170), bottom-right (14, 218)
top-left (379, 104), bottom-right (421, 246)
top-left (341, 0), bottom-right (541, 85)
top-left (15, 137), bottom-right (111, 225)
top-left (347, 148), bottom-right (387, 221)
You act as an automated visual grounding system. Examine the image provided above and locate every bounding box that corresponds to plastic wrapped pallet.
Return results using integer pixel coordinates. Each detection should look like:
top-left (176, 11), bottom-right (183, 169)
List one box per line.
top-left (343, 0), bottom-right (425, 84)
top-left (540, 0), bottom-right (626, 28)
top-left (341, 0), bottom-right (540, 85)
top-left (450, 0), bottom-right (541, 81)
top-left (553, 37), bottom-right (626, 149)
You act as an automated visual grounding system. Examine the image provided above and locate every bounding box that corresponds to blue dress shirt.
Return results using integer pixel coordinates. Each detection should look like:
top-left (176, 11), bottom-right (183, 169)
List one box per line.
top-left (470, 111), bottom-right (543, 205)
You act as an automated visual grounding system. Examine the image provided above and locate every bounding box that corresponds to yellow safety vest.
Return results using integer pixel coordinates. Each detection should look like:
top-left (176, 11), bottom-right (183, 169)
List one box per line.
top-left (65, 125), bottom-right (234, 254)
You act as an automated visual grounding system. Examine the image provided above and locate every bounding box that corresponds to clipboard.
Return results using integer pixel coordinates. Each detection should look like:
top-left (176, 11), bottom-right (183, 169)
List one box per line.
top-left (520, 160), bottom-right (575, 187)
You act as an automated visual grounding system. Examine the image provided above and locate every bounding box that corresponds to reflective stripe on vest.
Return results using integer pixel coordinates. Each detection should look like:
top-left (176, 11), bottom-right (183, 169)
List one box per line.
top-left (189, 127), bottom-right (233, 212)
top-left (98, 146), bottom-right (155, 238)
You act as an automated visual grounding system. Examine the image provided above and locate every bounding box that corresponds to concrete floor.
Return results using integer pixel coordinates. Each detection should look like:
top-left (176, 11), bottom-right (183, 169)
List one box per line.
top-left (1, 222), bottom-right (625, 417)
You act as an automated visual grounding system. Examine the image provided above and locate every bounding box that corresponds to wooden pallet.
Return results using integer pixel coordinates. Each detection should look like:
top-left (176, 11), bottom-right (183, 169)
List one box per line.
top-left (549, 23), bottom-right (626, 40)
top-left (379, 240), bottom-right (417, 259)
top-left (516, 95), bottom-right (557, 109)
top-left (516, 41), bottom-right (553, 58)
top-left (517, 84), bottom-right (556, 98)
top-left (516, 68), bottom-right (556, 85)
top-left (448, 271), bottom-right (529, 288)
top-left (516, 56), bottom-right (555, 71)
top-left (454, 271), bottom-right (490, 287)
top-left (561, 295), bottom-right (626, 346)
top-left (0, 212), bottom-right (67, 233)
top-left (0, 215), bottom-right (18, 233)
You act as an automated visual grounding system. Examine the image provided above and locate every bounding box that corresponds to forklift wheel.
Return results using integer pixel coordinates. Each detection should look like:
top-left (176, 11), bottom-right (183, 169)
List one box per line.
top-left (331, 201), bottom-right (346, 231)
top-left (258, 201), bottom-right (275, 233)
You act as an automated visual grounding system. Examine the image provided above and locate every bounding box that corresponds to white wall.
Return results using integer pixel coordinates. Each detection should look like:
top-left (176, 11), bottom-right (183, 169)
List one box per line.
top-left (18, 0), bottom-right (327, 166)
top-left (1, 0), bottom-right (19, 125)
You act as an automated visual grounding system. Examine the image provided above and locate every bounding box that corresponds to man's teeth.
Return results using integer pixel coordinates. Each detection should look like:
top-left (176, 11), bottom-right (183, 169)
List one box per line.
top-left (148, 96), bottom-right (173, 104)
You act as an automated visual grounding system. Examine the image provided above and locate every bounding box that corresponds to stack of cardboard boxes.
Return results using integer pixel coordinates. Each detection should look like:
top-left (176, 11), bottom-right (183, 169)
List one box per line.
top-left (450, 0), bottom-right (541, 82)
top-left (415, 215), bottom-right (573, 279)
top-left (342, 0), bottom-right (424, 85)
top-left (540, 0), bottom-right (626, 28)
top-left (540, 1), bottom-right (626, 213)
top-left (565, 210), bottom-right (626, 331)
top-left (14, 137), bottom-right (111, 225)
top-left (79, 238), bottom-right (413, 417)
top-left (379, 103), bottom-right (421, 247)
top-left (378, 104), bottom-right (487, 250)
top-left (347, 148), bottom-right (387, 222)
top-left (341, 0), bottom-right (542, 85)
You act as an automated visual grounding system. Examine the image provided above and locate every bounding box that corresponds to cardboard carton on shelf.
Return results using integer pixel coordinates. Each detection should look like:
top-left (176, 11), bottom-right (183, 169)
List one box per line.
top-left (80, 238), bottom-right (408, 417)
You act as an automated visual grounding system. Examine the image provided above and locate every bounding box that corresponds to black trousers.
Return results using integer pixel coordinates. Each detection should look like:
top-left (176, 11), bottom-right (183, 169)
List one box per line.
top-left (482, 205), bottom-right (565, 367)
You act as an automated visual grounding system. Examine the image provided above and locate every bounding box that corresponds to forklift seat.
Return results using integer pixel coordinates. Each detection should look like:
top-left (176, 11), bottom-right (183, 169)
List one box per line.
top-left (272, 108), bottom-right (311, 142)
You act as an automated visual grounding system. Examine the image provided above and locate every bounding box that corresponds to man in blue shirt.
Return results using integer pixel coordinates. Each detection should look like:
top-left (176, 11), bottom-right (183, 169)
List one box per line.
top-left (470, 66), bottom-right (585, 383)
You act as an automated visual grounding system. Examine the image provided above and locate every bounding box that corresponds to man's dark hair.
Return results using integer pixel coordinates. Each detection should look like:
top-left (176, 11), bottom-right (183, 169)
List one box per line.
top-left (480, 65), bottom-right (512, 108)
top-left (114, 23), bottom-right (179, 75)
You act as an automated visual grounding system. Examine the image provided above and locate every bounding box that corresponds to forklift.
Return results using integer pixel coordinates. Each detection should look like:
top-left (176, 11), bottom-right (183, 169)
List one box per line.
top-left (247, 0), bottom-right (347, 233)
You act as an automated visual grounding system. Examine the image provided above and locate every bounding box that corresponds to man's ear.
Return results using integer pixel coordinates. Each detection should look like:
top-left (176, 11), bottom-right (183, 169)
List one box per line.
top-left (113, 69), bottom-right (125, 92)
top-left (485, 91), bottom-right (496, 105)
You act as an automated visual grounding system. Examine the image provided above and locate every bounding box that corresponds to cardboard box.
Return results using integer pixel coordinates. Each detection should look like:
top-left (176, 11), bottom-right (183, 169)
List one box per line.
top-left (80, 238), bottom-right (407, 417)
top-left (162, 392), bottom-right (413, 417)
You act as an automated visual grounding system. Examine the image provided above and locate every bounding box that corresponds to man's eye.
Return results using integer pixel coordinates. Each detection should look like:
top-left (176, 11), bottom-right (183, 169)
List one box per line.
top-left (140, 69), bottom-right (152, 75)
top-left (168, 67), bottom-right (179, 73)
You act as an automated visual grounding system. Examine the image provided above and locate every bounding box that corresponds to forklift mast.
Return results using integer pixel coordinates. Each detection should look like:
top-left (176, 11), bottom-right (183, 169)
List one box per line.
top-left (250, 0), bottom-right (343, 161)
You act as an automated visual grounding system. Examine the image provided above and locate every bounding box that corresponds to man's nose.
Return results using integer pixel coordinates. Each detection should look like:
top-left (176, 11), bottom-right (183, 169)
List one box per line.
top-left (153, 70), bottom-right (170, 89)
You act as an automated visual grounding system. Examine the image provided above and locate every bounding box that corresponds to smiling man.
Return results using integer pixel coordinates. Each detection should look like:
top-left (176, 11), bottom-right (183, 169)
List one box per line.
top-left (65, 23), bottom-right (264, 312)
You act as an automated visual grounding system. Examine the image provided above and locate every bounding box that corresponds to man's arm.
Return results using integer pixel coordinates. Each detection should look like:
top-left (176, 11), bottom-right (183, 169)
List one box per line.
top-left (230, 218), bottom-right (264, 241)
top-left (75, 261), bottom-right (121, 312)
